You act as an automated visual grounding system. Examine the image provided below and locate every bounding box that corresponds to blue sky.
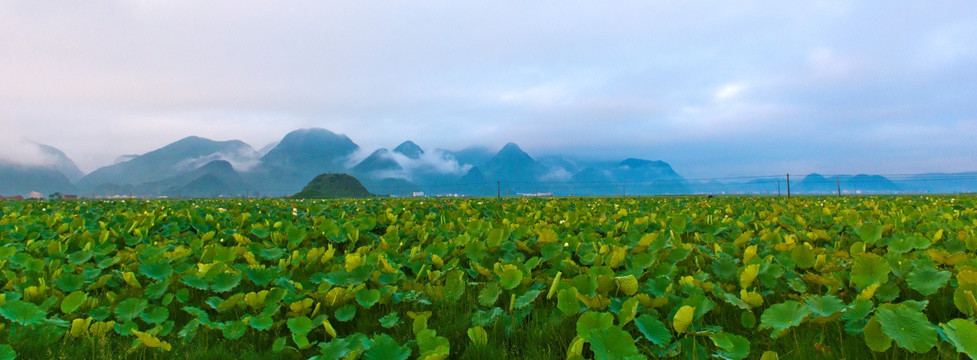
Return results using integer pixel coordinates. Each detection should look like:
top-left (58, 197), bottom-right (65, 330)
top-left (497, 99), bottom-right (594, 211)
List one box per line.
top-left (1, 1), bottom-right (975, 178)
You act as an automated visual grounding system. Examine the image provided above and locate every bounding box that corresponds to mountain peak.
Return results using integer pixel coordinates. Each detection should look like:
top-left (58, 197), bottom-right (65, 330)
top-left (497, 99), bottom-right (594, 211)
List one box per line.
top-left (393, 141), bottom-right (424, 159)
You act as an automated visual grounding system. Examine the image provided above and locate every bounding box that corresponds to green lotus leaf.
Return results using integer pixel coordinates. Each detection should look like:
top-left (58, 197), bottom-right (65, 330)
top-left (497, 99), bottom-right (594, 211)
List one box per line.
top-left (850, 254), bottom-right (890, 289)
top-left (139, 262), bottom-right (173, 280)
top-left (759, 300), bottom-right (810, 338)
top-left (0, 300), bottom-right (47, 326)
top-left (210, 272), bottom-right (243, 293)
top-left (804, 294), bottom-right (845, 318)
top-left (363, 334), bottom-right (411, 360)
top-left (875, 304), bottom-right (937, 353)
top-left (53, 273), bottom-right (85, 292)
top-left (60, 291), bottom-right (88, 314)
top-left (141, 278), bottom-right (168, 299)
top-left (634, 314), bottom-right (671, 347)
top-left (618, 297), bottom-right (639, 326)
top-left (478, 282), bottom-right (500, 307)
top-left (906, 266), bottom-right (951, 296)
top-left (114, 298), bottom-right (148, 322)
top-left (250, 315), bottom-right (273, 331)
top-left (711, 256), bottom-right (738, 281)
top-left (245, 267), bottom-right (280, 286)
top-left (710, 332), bottom-right (750, 360)
top-left (557, 287), bottom-right (581, 316)
top-left (576, 311), bottom-right (614, 341)
top-left (741, 311), bottom-right (757, 329)
top-left (222, 319), bottom-right (248, 340)
top-left (863, 316), bottom-right (892, 352)
top-left (887, 235), bottom-right (915, 254)
top-left (512, 289), bottom-right (542, 310)
top-left (334, 305), bottom-right (357, 322)
top-left (178, 318), bottom-right (202, 339)
top-left (181, 274), bottom-right (209, 290)
top-left (68, 250), bottom-right (93, 265)
top-left (379, 311), bottom-right (400, 328)
top-left (858, 222), bottom-right (883, 244)
top-left (0, 344), bottom-right (15, 360)
top-left (472, 307), bottom-right (504, 327)
top-left (286, 226), bottom-right (307, 245)
top-left (940, 318), bottom-right (977, 358)
top-left (140, 305), bottom-right (169, 324)
top-left (498, 267), bottom-right (523, 290)
top-left (355, 289), bottom-right (381, 309)
top-left (589, 326), bottom-right (645, 360)
top-left (250, 226), bottom-right (270, 239)
top-left (444, 270), bottom-right (466, 302)
top-left (292, 333), bottom-right (312, 349)
top-left (287, 315), bottom-right (314, 336)
top-left (790, 243), bottom-right (815, 269)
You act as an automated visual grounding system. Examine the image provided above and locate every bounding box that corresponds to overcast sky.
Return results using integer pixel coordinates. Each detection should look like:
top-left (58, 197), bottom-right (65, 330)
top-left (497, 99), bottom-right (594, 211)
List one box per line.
top-left (2, 1), bottom-right (975, 178)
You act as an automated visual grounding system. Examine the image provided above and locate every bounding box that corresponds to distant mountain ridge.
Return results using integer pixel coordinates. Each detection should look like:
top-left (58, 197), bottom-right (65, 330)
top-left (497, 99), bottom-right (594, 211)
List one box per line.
top-left (5, 127), bottom-right (977, 197)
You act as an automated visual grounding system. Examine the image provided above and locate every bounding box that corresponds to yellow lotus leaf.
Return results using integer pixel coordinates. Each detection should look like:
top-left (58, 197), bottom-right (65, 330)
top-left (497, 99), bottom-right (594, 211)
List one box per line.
top-left (70, 317), bottom-right (93, 337)
top-left (431, 254), bottom-right (444, 269)
top-left (652, 296), bottom-right (669, 308)
top-left (89, 321), bottom-right (116, 337)
top-left (673, 305), bottom-right (696, 333)
top-left (547, 271), bottom-right (563, 299)
top-left (616, 274), bottom-right (639, 296)
top-left (607, 246), bottom-right (627, 268)
top-left (378, 255), bottom-right (398, 274)
top-left (566, 336), bottom-right (586, 359)
top-left (740, 264), bottom-right (760, 289)
top-left (958, 268), bottom-right (977, 284)
top-left (741, 289), bottom-right (764, 308)
top-left (122, 272), bottom-right (142, 289)
top-left (743, 245), bottom-right (758, 264)
top-left (306, 247), bottom-right (324, 261)
top-left (345, 253), bottom-right (364, 272)
top-left (857, 283), bottom-right (880, 300)
top-left (320, 245), bottom-right (336, 263)
top-left (760, 351), bottom-right (779, 360)
top-left (634, 294), bottom-right (654, 308)
top-left (245, 290), bottom-right (269, 310)
top-left (132, 329), bottom-right (172, 351)
top-left (322, 319), bottom-right (337, 338)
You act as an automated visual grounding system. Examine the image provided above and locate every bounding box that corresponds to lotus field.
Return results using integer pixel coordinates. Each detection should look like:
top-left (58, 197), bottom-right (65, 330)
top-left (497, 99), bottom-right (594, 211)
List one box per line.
top-left (2, 196), bottom-right (977, 359)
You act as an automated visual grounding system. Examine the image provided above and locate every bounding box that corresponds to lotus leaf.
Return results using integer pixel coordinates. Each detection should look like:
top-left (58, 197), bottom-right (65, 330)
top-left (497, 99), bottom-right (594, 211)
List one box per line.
top-left (874, 303), bottom-right (937, 353)
top-left (131, 329), bottom-right (172, 351)
top-left (759, 300), bottom-right (809, 338)
top-left (906, 266), bottom-right (951, 296)
top-left (0, 344), bottom-right (15, 360)
top-left (355, 289), bottom-right (381, 309)
top-left (589, 327), bottom-right (645, 360)
top-left (60, 291), bottom-right (88, 314)
top-left (114, 298), bottom-right (148, 322)
top-left (634, 314), bottom-right (671, 347)
top-left (673, 305), bottom-right (695, 333)
top-left (710, 332), bottom-right (750, 360)
top-left (940, 318), bottom-right (977, 358)
top-left (287, 316), bottom-right (313, 336)
top-left (363, 334), bottom-right (410, 360)
top-left (576, 311), bottom-right (614, 341)
top-left (850, 254), bottom-right (890, 289)
top-left (210, 272), bottom-right (243, 293)
top-left (862, 316), bottom-right (892, 352)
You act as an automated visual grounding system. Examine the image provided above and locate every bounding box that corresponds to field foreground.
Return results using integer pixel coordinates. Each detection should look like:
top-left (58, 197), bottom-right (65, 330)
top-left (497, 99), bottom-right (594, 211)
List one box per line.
top-left (1, 196), bottom-right (977, 359)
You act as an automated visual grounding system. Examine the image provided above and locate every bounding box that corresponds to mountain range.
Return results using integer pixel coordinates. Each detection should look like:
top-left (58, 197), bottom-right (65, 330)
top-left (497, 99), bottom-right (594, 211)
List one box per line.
top-left (3, 128), bottom-right (977, 198)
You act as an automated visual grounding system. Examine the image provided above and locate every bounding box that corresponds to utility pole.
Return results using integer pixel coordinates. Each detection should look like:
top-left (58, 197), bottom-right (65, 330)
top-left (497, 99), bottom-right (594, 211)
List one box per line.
top-left (786, 174), bottom-right (791, 199)
top-left (777, 180), bottom-right (781, 197)
top-left (836, 176), bottom-right (841, 197)
top-left (497, 181), bottom-right (501, 199)
top-left (622, 185), bottom-right (626, 197)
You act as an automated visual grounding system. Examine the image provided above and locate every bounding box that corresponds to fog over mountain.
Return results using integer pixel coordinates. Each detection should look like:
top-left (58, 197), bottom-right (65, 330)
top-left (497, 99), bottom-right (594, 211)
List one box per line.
top-left (3, 127), bottom-right (977, 198)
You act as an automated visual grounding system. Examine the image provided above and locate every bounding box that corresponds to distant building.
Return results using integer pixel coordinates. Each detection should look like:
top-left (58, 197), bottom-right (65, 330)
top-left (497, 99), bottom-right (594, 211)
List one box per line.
top-left (412, 191), bottom-right (425, 197)
top-left (62, 194), bottom-right (78, 200)
top-left (27, 191), bottom-right (43, 199)
top-left (9, 195), bottom-right (24, 200)
top-left (0, 195), bottom-right (5, 200)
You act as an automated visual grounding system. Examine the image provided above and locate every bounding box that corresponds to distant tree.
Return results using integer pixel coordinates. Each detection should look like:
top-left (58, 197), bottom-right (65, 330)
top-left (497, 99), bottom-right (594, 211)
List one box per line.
top-left (48, 192), bottom-right (63, 200)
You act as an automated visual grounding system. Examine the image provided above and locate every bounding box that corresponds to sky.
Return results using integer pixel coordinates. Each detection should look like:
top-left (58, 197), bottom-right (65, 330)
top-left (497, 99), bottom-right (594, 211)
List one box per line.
top-left (2, 1), bottom-right (976, 178)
